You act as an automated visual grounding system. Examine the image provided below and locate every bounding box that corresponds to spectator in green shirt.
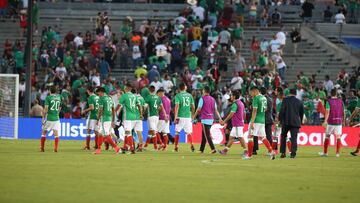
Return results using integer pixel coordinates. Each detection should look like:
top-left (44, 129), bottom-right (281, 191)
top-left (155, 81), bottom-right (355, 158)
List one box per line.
top-left (14, 50), bottom-right (24, 74)
top-left (186, 53), bottom-right (198, 72)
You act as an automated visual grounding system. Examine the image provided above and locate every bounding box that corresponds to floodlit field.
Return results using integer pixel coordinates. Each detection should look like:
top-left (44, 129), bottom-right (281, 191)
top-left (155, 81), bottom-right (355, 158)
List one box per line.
top-left (0, 139), bottom-right (359, 203)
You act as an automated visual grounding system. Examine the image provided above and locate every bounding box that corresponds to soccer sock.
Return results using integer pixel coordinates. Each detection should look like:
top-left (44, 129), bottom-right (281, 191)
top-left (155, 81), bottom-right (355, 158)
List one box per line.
top-left (128, 136), bottom-right (134, 151)
top-left (97, 136), bottom-right (104, 150)
top-left (262, 138), bottom-right (273, 153)
top-left (153, 135), bottom-right (158, 149)
top-left (163, 135), bottom-right (168, 147)
top-left (355, 140), bottom-right (360, 153)
top-left (187, 134), bottom-right (193, 145)
top-left (156, 133), bottom-right (163, 145)
top-left (272, 141), bottom-right (277, 151)
top-left (123, 136), bottom-right (128, 149)
top-left (336, 138), bottom-right (341, 154)
top-left (247, 141), bottom-right (254, 157)
top-left (174, 134), bottom-right (179, 148)
top-left (144, 137), bottom-right (151, 147)
top-left (287, 141), bottom-right (292, 152)
top-left (40, 136), bottom-right (46, 149)
top-left (54, 137), bottom-right (59, 151)
top-left (106, 136), bottom-right (118, 149)
top-left (324, 138), bottom-right (329, 154)
top-left (85, 136), bottom-right (91, 148)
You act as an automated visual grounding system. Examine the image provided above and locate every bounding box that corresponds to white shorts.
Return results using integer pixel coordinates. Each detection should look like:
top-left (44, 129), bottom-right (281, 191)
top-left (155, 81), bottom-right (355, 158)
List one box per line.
top-left (148, 116), bottom-right (159, 131)
top-left (175, 118), bottom-right (192, 134)
top-left (249, 123), bottom-right (266, 137)
top-left (100, 121), bottom-right (112, 135)
top-left (326, 125), bottom-right (342, 136)
top-left (43, 121), bottom-right (60, 131)
top-left (230, 126), bottom-right (244, 138)
top-left (157, 120), bottom-right (170, 134)
top-left (123, 120), bottom-right (143, 132)
top-left (87, 119), bottom-right (99, 132)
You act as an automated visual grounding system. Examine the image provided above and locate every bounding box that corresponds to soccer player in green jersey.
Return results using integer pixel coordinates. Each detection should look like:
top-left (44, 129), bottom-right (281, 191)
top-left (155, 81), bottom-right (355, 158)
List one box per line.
top-left (82, 86), bottom-right (100, 150)
top-left (116, 83), bottom-right (142, 154)
top-left (40, 86), bottom-right (62, 152)
top-left (144, 85), bottom-right (168, 150)
top-left (95, 87), bottom-right (120, 154)
top-left (132, 88), bottom-right (145, 152)
top-left (174, 83), bottom-right (195, 152)
top-left (350, 89), bottom-right (360, 156)
top-left (245, 86), bottom-right (275, 160)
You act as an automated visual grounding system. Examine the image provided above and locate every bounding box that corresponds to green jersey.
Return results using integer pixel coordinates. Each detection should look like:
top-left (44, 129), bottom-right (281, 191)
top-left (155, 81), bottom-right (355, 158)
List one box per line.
top-left (45, 94), bottom-right (62, 121)
top-left (88, 94), bottom-right (100, 120)
top-left (175, 91), bottom-right (194, 118)
top-left (252, 94), bottom-right (267, 124)
top-left (304, 100), bottom-right (314, 118)
top-left (135, 95), bottom-right (145, 120)
top-left (347, 96), bottom-right (358, 113)
top-left (119, 92), bottom-right (138, 121)
top-left (99, 95), bottom-right (114, 122)
top-left (145, 94), bottom-right (162, 117)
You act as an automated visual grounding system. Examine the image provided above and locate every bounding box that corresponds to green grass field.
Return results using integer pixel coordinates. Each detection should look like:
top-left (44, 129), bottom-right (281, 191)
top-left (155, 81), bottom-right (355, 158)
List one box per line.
top-left (0, 139), bottom-right (359, 203)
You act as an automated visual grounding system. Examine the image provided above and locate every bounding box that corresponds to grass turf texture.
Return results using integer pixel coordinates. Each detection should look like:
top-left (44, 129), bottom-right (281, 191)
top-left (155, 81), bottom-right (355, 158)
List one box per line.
top-left (0, 140), bottom-right (359, 203)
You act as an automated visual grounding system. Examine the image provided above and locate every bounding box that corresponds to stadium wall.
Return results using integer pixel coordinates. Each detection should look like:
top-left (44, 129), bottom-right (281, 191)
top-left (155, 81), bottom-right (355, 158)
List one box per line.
top-left (17, 118), bottom-right (359, 147)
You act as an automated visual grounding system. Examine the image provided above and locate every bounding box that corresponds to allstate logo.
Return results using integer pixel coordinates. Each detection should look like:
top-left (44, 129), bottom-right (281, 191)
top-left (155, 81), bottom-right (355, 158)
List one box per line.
top-left (210, 124), bottom-right (224, 144)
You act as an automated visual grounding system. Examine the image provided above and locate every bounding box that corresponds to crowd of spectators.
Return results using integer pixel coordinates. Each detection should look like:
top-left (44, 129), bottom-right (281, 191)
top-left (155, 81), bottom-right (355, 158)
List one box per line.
top-left (0, 0), bottom-right (359, 125)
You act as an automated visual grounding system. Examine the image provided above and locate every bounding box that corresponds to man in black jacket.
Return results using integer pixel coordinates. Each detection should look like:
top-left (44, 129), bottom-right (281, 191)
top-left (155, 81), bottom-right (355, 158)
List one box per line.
top-left (261, 87), bottom-right (274, 144)
top-left (279, 88), bottom-right (304, 158)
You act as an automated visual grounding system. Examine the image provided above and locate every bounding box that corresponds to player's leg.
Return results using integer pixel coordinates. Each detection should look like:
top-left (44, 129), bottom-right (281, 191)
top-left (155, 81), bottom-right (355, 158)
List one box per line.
top-left (103, 124), bottom-right (120, 153)
top-left (135, 120), bottom-right (144, 151)
top-left (174, 119), bottom-right (183, 152)
top-left (219, 127), bottom-right (237, 155)
top-left (85, 128), bottom-right (91, 150)
top-left (52, 121), bottom-right (60, 152)
top-left (95, 124), bottom-right (104, 154)
top-left (280, 126), bottom-right (290, 157)
top-left (320, 125), bottom-right (332, 157)
top-left (335, 126), bottom-right (342, 157)
top-left (286, 135), bottom-right (292, 154)
top-left (199, 124), bottom-right (207, 153)
top-left (40, 129), bottom-right (47, 152)
top-left (203, 124), bottom-right (216, 153)
top-left (351, 132), bottom-right (360, 156)
top-left (257, 124), bottom-right (274, 154)
top-left (184, 118), bottom-right (195, 152)
top-left (272, 126), bottom-right (280, 154)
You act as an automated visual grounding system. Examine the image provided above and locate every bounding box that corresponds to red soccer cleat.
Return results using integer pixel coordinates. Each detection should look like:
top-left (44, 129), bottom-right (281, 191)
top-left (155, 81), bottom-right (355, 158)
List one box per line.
top-left (94, 149), bottom-right (101, 154)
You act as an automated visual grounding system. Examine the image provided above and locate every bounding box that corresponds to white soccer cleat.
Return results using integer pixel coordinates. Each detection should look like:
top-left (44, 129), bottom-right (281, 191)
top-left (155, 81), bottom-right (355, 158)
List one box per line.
top-left (319, 152), bottom-right (328, 157)
top-left (336, 153), bottom-right (340, 158)
top-left (242, 156), bottom-right (252, 160)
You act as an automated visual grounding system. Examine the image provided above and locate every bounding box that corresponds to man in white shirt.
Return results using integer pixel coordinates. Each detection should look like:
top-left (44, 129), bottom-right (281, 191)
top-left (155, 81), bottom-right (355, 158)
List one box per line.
top-left (161, 74), bottom-right (174, 94)
top-left (323, 75), bottom-right (334, 95)
top-left (192, 5), bottom-right (205, 22)
top-left (269, 35), bottom-right (281, 55)
top-left (273, 54), bottom-right (286, 81)
top-left (73, 33), bottom-right (83, 48)
top-left (191, 68), bottom-right (203, 90)
top-left (230, 72), bottom-right (243, 91)
top-left (149, 77), bottom-right (162, 92)
top-left (91, 71), bottom-right (101, 87)
top-left (335, 10), bottom-right (346, 24)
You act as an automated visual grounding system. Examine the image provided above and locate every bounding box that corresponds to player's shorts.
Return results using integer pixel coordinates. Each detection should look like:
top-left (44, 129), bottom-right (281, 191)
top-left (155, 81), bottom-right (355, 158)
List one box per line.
top-left (148, 116), bottom-right (159, 131)
top-left (326, 125), bottom-right (342, 136)
top-left (230, 126), bottom-right (244, 138)
top-left (43, 121), bottom-right (60, 131)
top-left (123, 120), bottom-right (143, 132)
top-left (175, 118), bottom-right (192, 134)
top-left (87, 119), bottom-right (99, 132)
top-left (249, 123), bottom-right (266, 137)
top-left (100, 121), bottom-right (112, 135)
top-left (157, 120), bottom-right (170, 134)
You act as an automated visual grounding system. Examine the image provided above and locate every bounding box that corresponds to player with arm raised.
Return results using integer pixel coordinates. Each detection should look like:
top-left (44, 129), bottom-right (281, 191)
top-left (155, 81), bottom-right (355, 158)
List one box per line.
top-left (157, 88), bottom-right (171, 150)
top-left (40, 86), bottom-right (62, 152)
top-left (144, 85), bottom-right (168, 150)
top-left (115, 83), bottom-right (138, 154)
top-left (244, 86), bottom-right (275, 160)
top-left (218, 90), bottom-right (247, 156)
top-left (95, 87), bottom-right (120, 154)
top-left (350, 89), bottom-right (360, 156)
top-left (82, 86), bottom-right (100, 150)
top-left (319, 89), bottom-right (345, 157)
top-left (174, 83), bottom-right (195, 152)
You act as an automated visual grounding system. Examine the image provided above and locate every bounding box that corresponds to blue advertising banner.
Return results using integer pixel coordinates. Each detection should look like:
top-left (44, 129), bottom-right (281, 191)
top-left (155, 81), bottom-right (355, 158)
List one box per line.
top-left (18, 118), bottom-right (186, 142)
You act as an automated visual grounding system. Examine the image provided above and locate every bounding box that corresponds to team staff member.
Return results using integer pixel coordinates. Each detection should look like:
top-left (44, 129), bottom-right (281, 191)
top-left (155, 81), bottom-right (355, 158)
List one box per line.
top-left (193, 86), bottom-right (222, 154)
top-left (279, 88), bottom-right (304, 158)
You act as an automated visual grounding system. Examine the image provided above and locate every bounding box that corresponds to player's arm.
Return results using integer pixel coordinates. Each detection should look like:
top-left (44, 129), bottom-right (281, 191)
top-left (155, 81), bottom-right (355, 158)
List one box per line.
top-left (115, 104), bottom-right (122, 114)
top-left (111, 105), bottom-right (115, 127)
top-left (138, 103), bottom-right (143, 120)
top-left (323, 102), bottom-right (330, 126)
top-left (193, 98), bottom-right (202, 120)
top-left (174, 103), bottom-right (179, 122)
top-left (214, 103), bottom-right (222, 123)
top-left (83, 104), bottom-right (94, 115)
top-left (97, 106), bottom-right (103, 125)
top-left (250, 107), bottom-right (257, 129)
top-left (42, 105), bottom-right (48, 125)
top-left (191, 103), bottom-right (195, 119)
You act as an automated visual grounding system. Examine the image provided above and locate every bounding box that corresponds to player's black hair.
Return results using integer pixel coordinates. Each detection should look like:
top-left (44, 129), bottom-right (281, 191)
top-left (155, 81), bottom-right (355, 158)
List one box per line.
top-left (203, 86), bottom-right (210, 93)
top-left (289, 88), bottom-right (297, 95)
top-left (331, 88), bottom-right (337, 97)
top-left (50, 86), bottom-right (57, 94)
top-left (276, 87), bottom-right (283, 94)
top-left (260, 87), bottom-right (267, 95)
top-left (96, 87), bottom-right (106, 93)
top-left (157, 88), bottom-right (165, 94)
top-left (87, 86), bottom-right (94, 92)
top-left (179, 83), bottom-right (186, 91)
top-left (232, 90), bottom-right (241, 99)
top-left (149, 85), bottom-right (156, 93)
top-left (131, 88), bottom-right (137, 94)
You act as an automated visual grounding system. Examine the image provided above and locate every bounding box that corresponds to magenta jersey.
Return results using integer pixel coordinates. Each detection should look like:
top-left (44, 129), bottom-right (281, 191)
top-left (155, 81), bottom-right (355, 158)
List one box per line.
top-left (231, 99), bottom-right (245, 127)
top-left (159, 96), bottom-right (171, 120)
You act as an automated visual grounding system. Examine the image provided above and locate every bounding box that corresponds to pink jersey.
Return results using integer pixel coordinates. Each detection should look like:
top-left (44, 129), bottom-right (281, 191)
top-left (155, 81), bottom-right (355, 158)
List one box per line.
top-left (159, 96), bottom-right (171, 120)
